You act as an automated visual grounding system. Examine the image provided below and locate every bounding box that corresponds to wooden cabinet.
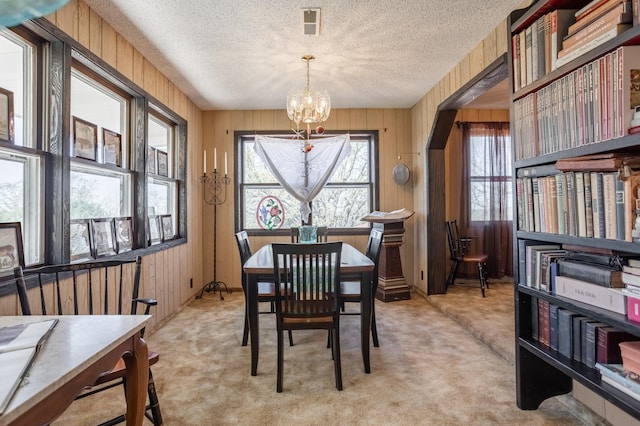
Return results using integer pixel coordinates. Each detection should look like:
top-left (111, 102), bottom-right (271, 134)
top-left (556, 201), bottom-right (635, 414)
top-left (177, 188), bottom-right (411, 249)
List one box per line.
top-left (509, 0), bottom-right (640, 419)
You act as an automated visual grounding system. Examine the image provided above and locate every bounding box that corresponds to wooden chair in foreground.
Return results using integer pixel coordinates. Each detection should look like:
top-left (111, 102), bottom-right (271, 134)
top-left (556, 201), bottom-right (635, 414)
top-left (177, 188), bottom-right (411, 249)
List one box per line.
top-left (13, 256), bottom-right (163, 426)
top-left (272, 241), bottom-right (343, 392)
top-left (235, 230), bottom-right (293, 347)
top-left (290, 226), bottom-right (328, 242)
top-left (445, 220), bottom-right (489, 297)
top-left (338, 228), bottom-right (384, 347)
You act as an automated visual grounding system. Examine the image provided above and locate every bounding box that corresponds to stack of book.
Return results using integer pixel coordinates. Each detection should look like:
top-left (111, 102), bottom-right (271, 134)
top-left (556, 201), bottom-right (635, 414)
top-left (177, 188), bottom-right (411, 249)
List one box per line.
top-left (556, 0), bottom-right (633, 68)
top-left (621, 259), bottom-right (640, 321)
top-left (597, 362), bottom-right (640, 400)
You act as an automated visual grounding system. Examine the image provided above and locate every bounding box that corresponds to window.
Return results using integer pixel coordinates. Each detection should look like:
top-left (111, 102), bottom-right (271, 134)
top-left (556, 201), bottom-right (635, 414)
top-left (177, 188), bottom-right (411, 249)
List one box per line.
top-left (467, 124), bottom-right (513, 222)
top-left (0, 28), bottom-right (43, 266)
top-left (237, 132), bottom-right (377, 233)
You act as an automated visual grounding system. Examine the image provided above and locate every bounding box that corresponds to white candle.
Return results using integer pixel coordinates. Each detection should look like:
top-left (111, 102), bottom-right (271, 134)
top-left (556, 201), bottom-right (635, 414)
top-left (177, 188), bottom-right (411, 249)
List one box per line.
top-left (203, 150), bottom-right (207, 174)
top-left (214, 148), bottom-right (217, 171)
top-left (224, 152), bottom-right (228, 176)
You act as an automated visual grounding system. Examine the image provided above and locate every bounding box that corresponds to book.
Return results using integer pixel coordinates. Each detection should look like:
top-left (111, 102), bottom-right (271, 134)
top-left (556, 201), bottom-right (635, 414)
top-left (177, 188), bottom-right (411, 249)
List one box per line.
top-left (585, 322), bottom-right (610, 368)
top-left (597, 327), bottom-right (639, 363)
top-left (558, 309), bottom-right (580, 359)
top-left (531, 295), bottom-right (539, 341)
top-left (557, 258), bottom-right (624, 287)
top-left (540, 251), bottom-right (567, 292)
top-left (538, 299), bottom-right (551, 347)
top-left (554, 153), bottom-right (640, 172)
top-left (549, 9), bottom-right (579, 71)
top-left (360, 208), bottom-right (414, 223)
top-left (549, 304), bottom-right (560, 350)
top-left (555, 275), bottom-right (627, 314)
top-left (564, 1), bottom-right (632, 49)
top-left (623, 173), bottom-right (640, 242)
top-left (584, 171), bottom-right (595, 237)
top-left (0, 319), bottom-right (58, 415)
top-left (575, 317), bottom-right (598, 363)
top-left (602, 172), bottom-right (618, 239)
top-left (527, 244), bottom-right (561, 288)
top-left (570, 0), bottom-right (629, 32)
top-left (555, 24), bottom-right (631, 68)
top-left (575, 171), bottom-right (587, 237)
top-left (616, 46), bottom-right (640, 137)
top-left (592, 172), bottom-right (606, 239)
top-left (596, 362), bottom-right (640, 399)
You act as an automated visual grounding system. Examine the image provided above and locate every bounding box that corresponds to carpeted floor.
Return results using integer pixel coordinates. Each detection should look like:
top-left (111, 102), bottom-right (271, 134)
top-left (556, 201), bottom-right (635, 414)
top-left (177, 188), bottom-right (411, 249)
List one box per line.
top-left (53, 280), bottom-right (604, 425)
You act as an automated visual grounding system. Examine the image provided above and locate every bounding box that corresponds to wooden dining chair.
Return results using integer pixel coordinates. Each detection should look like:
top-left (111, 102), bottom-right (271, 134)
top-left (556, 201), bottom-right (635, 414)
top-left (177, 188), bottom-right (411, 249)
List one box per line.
top-left (445, 220), bottom-right (489, 297)
top-left (272, 241), bottom-right (343, 392)
top-left (338, 228), bottom-right (383, 347)
top-left (290, 226), bottom-right (328, 242)
top-left (13, 256), bottom-right (163, 426)
top-left (235, 230), bottom-right (293, 347)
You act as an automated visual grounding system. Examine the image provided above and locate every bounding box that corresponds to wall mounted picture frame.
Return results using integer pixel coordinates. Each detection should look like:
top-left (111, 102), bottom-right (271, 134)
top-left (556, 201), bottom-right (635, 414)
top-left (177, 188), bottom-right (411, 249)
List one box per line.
top-left (73, 116), bottom-right (98, 161)
top-left (157, 150), bottom-right (168, 177)
top-left (148, 215), bottom-right (161, 245)
top-left (0, 87), bottom-right (14, 144)
top-left (91, 218), bottom-right (116, 257)
top-left (160, 214), bottom-right (174, 241)
top-left (147, 146), bottom-right (157, 174)
top-left (0, 222), bottom-right (24, 279)
top-left (114, 217), bottom-right (133, 253)
top-left (103, 128), bottom-right (122, 166)
top-left (70, 219), bottom-right (94, 262)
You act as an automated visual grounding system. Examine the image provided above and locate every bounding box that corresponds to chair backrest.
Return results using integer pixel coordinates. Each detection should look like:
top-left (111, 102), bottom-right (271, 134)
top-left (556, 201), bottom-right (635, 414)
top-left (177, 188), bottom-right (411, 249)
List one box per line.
top-left (272, 242), bottom-right (342, 318)
top-left (290, 226), bottom-right (329, 243)
top-left (366, 228), bottom-right (384, 278)
top-left (445, 220), bottom-right (460, 260)
top-left (13, 256), bottom-right (145, 317)
top-left (235, 230), bottom-right (252, 264)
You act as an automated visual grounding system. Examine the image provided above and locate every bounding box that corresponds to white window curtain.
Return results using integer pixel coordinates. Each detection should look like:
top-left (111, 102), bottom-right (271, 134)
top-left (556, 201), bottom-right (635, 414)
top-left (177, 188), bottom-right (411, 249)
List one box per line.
top-left (254, 134), bottom-right (351, 223)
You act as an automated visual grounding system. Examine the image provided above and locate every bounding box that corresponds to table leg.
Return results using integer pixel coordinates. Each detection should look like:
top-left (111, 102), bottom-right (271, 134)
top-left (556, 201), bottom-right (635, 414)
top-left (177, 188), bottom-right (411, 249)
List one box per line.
top-left (248, 274), bottom-right (259, 376)
top-left (123, 333), bottom-right (149, 426)
top-left (361, 270), bottom-right (372, 374)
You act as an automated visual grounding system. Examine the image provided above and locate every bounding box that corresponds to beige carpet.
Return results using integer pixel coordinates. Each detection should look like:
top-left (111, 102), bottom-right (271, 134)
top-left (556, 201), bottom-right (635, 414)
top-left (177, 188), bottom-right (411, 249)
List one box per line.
top-left (53, 281), bottom-right (598, 425)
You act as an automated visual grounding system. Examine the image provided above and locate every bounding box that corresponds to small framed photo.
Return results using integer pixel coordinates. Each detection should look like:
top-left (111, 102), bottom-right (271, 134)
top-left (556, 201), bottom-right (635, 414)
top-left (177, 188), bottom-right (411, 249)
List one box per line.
top-left (147, 146), bottom-right (157, 174)
top-left (148, 215), bottom-right (161, 245)
top-left (157, 150), bottom-right (168, 177)
top-left (0, 222), bottom-right (24, 278)
top-left (114, 217), bottom-right (133, 253)
top-left (0, 87), bottom-right (14, 144)
top-left (160, 214), bottom-right (174, 241)
top-left (103, 128), bottom-right (122, 166)
top-left (70, 219), bottom-right (93, 262)
top-left (73, 116), bottom-right (98, 161)
top-left (91, 218), bottom-right (116, 257)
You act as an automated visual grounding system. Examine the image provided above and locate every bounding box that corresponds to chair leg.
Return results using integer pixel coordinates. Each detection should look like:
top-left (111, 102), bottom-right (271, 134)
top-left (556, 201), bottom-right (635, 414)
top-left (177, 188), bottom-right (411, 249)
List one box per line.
top-left (147, 369), bottom-right (163, 425)
top-left (446, 260), bottom-right (459, 287)
top-left (477, 261), bottom-right (487, 298)
top-left (242, 307), bottom-right (249, 346)
top-left (371, 297), bottom-right (379, 348)
top-left (277, 324), bottom-right (284, 393)
top-left (288, 330), bottom-right (294, 347)
top-left (332, 325), bottom-right (343, 391)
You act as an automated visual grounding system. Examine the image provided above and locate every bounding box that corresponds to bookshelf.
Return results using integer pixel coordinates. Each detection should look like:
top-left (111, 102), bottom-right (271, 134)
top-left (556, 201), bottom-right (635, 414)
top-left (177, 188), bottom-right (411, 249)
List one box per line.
top-left (509, 0), bottom-right (640, 419)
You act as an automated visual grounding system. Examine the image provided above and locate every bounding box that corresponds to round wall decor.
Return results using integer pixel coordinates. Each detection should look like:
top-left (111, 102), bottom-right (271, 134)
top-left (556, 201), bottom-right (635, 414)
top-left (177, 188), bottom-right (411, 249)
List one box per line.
top-left (392, 163), bottom-right (410, 185)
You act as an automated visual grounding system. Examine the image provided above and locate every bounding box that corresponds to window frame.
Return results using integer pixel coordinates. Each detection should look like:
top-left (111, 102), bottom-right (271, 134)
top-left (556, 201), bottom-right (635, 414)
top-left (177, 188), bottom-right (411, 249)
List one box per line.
top-left (235, 130), bottom-right (378, 237)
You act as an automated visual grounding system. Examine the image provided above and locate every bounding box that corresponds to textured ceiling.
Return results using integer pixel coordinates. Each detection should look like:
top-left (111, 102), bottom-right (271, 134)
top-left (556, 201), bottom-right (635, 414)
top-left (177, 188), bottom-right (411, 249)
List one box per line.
top-left (83, 0), bottom-right (525, 111)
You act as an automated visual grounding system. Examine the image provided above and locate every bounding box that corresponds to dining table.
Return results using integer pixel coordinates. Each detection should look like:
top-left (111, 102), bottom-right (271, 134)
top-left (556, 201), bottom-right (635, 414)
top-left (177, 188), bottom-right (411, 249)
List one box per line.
top-left (243, 241), bottom-right (375, 376)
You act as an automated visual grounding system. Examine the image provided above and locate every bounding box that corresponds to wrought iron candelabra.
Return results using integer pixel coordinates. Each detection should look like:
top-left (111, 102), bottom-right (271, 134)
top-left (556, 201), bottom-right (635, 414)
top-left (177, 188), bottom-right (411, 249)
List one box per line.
top-left (197, 169), bottom-right (230, 300)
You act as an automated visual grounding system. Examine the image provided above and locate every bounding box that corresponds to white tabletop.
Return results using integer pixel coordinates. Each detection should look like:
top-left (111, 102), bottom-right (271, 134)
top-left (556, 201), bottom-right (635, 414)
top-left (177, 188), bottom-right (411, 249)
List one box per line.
top-left (0, 315), bottom-right (150, 426)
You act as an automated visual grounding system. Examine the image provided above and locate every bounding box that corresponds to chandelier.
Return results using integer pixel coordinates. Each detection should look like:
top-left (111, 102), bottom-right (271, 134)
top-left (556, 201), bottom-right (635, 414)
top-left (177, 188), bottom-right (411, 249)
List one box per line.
top-left (286, 55), bottom-right (331, 152)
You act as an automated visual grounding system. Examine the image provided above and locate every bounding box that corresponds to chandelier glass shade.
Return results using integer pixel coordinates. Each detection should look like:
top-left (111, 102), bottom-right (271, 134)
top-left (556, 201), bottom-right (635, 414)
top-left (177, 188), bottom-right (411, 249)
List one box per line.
top-left (286, 55), bottom-right (331, 127)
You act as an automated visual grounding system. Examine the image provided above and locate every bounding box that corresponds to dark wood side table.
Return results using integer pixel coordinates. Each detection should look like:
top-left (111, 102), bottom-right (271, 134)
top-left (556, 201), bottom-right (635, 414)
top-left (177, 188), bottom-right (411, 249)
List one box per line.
top-left (374, 221), bottom-right (411, 302)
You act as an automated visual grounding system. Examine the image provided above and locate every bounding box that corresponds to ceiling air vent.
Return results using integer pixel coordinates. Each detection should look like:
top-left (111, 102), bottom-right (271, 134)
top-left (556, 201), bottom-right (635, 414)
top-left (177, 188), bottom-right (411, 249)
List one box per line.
top-left (302, 8), bottom-right (321, 36)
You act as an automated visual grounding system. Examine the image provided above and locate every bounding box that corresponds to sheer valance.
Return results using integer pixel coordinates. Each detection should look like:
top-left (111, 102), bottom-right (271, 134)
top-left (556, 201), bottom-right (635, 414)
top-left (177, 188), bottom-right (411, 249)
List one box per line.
top-left (254, 135), bottom-right (351, 223)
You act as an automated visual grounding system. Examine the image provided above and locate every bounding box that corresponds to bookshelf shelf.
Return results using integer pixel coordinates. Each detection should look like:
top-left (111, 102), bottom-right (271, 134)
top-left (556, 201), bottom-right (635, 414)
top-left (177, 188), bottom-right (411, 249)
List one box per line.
top-left (510, 0), bottom-right (640, 419)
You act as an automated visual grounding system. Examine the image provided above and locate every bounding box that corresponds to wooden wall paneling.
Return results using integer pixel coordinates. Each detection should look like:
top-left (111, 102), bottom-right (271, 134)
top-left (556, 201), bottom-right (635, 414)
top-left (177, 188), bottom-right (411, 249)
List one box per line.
top-left (0, 292), bottom-right (16, 315)
top-left (78, 1), bottom-right (90, 48)
top-left (100, 21), bottom-right (117, 68)
top-left (56, 0), bottom-right (78, 41)
top-left (88, 7), bottom-right (101, 56)
top-left (116, 34), bottom-right (133, 81)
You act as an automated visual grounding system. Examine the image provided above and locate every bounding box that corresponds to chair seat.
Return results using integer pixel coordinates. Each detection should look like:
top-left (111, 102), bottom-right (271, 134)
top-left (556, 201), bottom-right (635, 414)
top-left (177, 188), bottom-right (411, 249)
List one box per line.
top-left (95, 351), bottom-right (160, 385)
top-left (462, 253), bottom-right (488, 262)
top-left (283, 315), bottom-right (334, 325)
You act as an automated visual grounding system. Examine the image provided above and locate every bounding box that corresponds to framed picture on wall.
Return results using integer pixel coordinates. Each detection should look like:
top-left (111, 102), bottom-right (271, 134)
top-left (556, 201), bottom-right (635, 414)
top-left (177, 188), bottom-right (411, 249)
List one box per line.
top-left (0, 87), bottom-right (14, 144)
top-left (70, 219), bottom-right (93, 262)
top-left (91, 218), bottom-right (116, 257)
top-left (114, 217), bottom-right (133, 253)
top-left (157, 150), bottom-right (168, 176)
top-left (103, 128), bottom-right (122, 166)
top-left (149, 215), bottom-right (161, 245)
top-left (73, 116), bottom-right (98, 161)
top-left (160, 214), bottom-right (174, 241)
top-left (0, 222), bottom-right (24, 278)
top-left (147, 146), bottom-right (157, 174)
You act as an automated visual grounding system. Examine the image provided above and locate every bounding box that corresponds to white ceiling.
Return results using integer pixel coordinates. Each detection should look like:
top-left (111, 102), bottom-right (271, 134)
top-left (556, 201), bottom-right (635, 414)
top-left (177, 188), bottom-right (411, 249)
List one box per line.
top-left (83, 0), bottom-right (523, 111)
